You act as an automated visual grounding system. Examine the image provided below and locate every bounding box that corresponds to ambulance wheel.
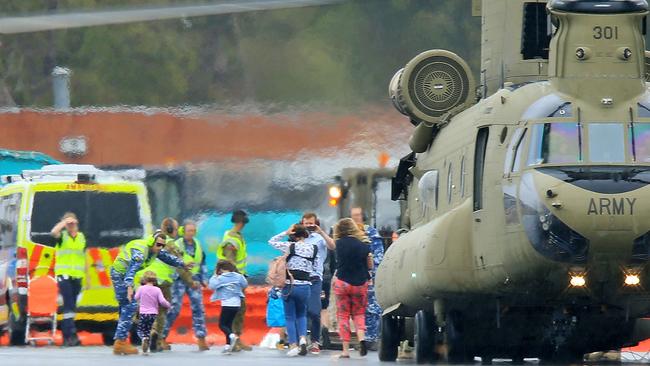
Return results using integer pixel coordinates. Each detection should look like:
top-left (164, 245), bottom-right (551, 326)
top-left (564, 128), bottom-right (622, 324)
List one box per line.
top-left (379, 314), bottom-right (399, 361)
top-left (102, 330), bottom-right (115, 346)
top-left (414, 310), bottom-right (436, 364)
top-left (8, 299), bottom-right (25, 346)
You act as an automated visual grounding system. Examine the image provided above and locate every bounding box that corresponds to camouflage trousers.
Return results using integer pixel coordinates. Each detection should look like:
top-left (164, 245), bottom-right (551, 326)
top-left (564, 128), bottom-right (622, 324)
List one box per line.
top-left (152, 282), bottom-right (172, 337)
top-left (233, 297), bottom-right (246, 335)
top-left (365, 286), bottom-right (382, 342)
top-left (162, 280), bottom-right (207, 339)
top-left (110, 269), bottom-right (137, 340)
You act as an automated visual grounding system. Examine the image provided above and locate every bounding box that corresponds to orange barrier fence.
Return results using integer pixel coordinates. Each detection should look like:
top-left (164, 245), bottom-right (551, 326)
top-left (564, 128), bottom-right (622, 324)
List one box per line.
top-left (1, 286), bottom-right (271, 347)
top-left (167, 286), bottom-right (271, 346)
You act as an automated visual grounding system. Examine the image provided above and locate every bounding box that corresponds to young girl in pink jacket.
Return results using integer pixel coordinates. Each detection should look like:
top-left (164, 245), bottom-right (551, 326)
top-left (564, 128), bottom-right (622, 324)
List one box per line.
top-left (135, 271), bottom-right (170, 354)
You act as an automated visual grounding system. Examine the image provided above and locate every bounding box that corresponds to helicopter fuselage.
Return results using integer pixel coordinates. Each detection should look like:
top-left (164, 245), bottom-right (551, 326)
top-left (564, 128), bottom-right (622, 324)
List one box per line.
top-left (376, 2), bottom-right (650, 358)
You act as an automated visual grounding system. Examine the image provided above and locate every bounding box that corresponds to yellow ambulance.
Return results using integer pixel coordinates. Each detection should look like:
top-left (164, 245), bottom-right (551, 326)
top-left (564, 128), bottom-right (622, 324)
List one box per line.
top-left (0, 165), bottom-right (153, 345)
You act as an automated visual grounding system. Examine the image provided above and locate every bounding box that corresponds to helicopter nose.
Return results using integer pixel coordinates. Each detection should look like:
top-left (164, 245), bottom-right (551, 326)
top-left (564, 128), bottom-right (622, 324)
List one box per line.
top-left (519, 168), bottom-right (650, 264)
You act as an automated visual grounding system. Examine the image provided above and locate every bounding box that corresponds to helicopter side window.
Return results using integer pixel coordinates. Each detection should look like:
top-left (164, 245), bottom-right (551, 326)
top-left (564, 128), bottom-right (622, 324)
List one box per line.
top-left (460, 156), bottom-right (466, 198)
top-left (588, 124), bottom-right (625, 163)
top-left (447, 162), bottom-right (453, 205)
top-left (629, 123), bottom-right (650, 162)
top-left (527, 123), bottom-right (582, 165)
top-left (418, 170), bottom-right (439, 211)
top-left (522, 2), bottom-right (551, 60)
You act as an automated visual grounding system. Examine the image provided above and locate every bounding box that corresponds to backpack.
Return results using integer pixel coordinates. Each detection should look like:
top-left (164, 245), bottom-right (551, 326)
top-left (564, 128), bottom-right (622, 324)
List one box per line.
top-left (266, 250), bottom-right (293, 288)
top-left (266, 243), bottom-right (318, 288)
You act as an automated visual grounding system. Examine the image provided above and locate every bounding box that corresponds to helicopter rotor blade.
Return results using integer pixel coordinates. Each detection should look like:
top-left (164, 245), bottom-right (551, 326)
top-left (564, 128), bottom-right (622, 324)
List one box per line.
top-left (0, 0), bottom-right (344, 35)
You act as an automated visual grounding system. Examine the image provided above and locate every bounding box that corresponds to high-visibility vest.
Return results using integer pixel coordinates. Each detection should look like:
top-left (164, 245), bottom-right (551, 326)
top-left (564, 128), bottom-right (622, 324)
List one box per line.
top-left (140, 238), bottom-right (178, 284)
top-left (176, 238), bottom-right (203, 275)
top-left (55, 231), bottom-right (86, 279)
top-left (112, 239), bottom-right (153, 275)
top-left (217, 230), bottom-right (247, 274)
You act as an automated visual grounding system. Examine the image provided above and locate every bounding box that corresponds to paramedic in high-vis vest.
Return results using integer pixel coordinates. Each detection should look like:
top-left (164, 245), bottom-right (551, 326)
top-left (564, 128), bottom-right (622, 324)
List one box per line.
top-left (163, 220), bottom-right (209, 351)
top-left (110, 231), bottom-right (192, 355)
top-left (217, 209), bottom-right (251, 351)
top-left (144, 218), bottom-right (193, 353)
top-left (51, 212), bottom-right (86, 347)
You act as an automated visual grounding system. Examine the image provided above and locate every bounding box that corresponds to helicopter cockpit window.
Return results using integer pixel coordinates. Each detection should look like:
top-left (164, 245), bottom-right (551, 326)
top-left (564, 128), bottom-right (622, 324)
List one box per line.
top-left (504, 128), bottom-right (525, 175)
top-left (638, 101), bottom-right (650, 118)
top-left (418, 170), bottom-right (439, 211)
top-left (528, 123), bottom-right (582, 165)
top-left (589, 124), bottom-right (625, 163)
top-left (629, 123), bottom-right (650, 162)
top-left (512, 129), bottom-right (527, 172)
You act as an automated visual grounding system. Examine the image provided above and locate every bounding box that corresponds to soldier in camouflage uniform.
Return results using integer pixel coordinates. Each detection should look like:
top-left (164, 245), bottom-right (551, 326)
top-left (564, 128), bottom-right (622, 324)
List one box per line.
top-left (351, 207), bottom-right (385, 350)
top-left (143, 218), bottom-right (195, 352)
top-left (110, 231), bottom-right (191, 355)
top-left (163, 220), bottom-right (209, 351)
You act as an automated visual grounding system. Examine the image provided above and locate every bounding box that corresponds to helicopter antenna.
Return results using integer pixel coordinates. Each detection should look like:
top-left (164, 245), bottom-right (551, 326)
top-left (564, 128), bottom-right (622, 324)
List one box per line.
top-left (0, 0), bottom-right (344, 34)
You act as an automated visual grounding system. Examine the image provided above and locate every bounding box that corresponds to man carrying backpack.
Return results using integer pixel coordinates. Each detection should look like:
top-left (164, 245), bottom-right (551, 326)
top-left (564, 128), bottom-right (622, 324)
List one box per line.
top-left (268, 225), bottom-right (319, 357)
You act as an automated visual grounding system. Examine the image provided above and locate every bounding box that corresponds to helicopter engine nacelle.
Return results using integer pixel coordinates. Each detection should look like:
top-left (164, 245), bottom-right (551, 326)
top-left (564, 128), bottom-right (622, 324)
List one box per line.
top-left (389, 49), bottom-right (475, 125)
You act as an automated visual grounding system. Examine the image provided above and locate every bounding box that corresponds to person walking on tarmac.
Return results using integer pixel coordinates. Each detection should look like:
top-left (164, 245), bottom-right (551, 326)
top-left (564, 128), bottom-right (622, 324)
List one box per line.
top-left (217, 209), bottom-right (252, 351)
top-left (110, 230), bottom-right (192, 355)
top-left (135, 271), bottom-right (170, 355)
top-left (145, 218), bottom-right (194, 352)
top-left (300, 212), bottom-right (335, 355)
top-left (163, 220), bottom-right (209, 351)
top-left (50, 212), bottom-right (86, 347)
top-left (351, 207), bottom-right (385, 351)
top-left (332, 218), bottom-right (372, 358)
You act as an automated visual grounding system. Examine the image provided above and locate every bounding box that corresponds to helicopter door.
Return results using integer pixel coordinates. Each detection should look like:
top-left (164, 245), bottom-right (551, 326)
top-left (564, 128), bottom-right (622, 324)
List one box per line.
top-left (472, 126), bottom-right (506, 279)
top-left (473, 127), bottom-right (489, 211)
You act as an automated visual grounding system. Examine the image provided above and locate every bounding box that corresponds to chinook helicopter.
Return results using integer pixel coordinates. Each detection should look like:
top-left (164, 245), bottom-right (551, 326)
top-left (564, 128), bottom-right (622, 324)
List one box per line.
top-left (377, 0), bottom-right (650, 363)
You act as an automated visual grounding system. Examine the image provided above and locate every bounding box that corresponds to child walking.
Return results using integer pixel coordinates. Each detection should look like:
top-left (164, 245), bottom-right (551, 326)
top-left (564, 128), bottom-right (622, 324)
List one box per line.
top-left (135, 271), bottom-right (170, 355)
top-left (209, 260), bottom-right (248, 354)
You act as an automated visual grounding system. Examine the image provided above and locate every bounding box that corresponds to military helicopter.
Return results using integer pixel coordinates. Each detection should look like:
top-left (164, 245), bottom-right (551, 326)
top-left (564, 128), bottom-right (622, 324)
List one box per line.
top-left (377, 0), bottom-right (650, 363)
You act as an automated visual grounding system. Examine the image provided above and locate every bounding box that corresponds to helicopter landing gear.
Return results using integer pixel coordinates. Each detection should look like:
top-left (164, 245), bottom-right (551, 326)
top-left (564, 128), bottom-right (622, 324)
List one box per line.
top-left (445, 310), bottom-right (469, 363)
top-left (414, 310), bottom-right (436, 364)
top-left (379, 314), bottom-right (400, 362)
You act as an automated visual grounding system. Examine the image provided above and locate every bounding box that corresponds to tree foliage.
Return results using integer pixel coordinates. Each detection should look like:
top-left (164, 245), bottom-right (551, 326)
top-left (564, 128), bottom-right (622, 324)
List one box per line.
top-left (0, 0), bottom-right (480, 107)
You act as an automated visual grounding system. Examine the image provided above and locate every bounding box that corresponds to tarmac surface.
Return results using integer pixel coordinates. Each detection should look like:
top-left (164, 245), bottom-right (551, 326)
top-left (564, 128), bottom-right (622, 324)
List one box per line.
top-left (3, 345), bottom-right (650, 366)
top-left (0, 345), bottom-right (397, 366)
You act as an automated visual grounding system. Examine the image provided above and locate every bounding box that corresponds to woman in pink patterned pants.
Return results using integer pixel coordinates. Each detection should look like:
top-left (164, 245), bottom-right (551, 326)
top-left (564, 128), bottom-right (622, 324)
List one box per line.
top-left (332, 218), bottom-right (373, 358)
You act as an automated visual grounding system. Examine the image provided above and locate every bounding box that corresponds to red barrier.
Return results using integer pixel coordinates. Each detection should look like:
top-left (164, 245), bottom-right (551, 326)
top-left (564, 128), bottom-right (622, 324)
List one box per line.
top-left (167, 285), bottom-right (270, 346)
top-left (1, 286), bottom-right (270, 347)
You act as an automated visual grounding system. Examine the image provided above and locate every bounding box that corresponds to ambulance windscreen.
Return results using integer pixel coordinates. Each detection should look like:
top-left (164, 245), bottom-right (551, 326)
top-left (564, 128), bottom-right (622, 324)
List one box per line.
top-left (30, 191), bottom-right (143, 248)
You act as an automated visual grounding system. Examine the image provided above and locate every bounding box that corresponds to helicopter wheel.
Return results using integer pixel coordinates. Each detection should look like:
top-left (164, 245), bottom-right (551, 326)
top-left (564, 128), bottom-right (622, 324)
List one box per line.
top-left (414, 310), bottom-right (436, 364)
top-left (446, 310), bottom-right (469, 363)
top-left (379, 314), bottom-right (400, 361)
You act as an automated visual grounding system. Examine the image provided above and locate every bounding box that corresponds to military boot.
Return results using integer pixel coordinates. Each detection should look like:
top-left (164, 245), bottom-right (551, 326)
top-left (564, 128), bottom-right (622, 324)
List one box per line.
top-left (142, 338), bottom-right (150, 354)
top-left (238, 341), bottom-right (253, 351)
top-left (149, 332), bottom-right (159, 352)
top-left (159, 338), bottom-right (171, 351)
top-left (197, 337), bottom-right (209, 351)
top-left (113, 339), bottom-right (139, 355)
